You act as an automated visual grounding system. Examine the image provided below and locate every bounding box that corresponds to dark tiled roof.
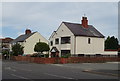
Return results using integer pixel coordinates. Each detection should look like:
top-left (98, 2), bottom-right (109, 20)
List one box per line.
top-left (63, 22), bottom-right (104, 38)
top-left (11, 32), bottom-right (36, 43)
top-left (0, 38), bottom-right (13, 43)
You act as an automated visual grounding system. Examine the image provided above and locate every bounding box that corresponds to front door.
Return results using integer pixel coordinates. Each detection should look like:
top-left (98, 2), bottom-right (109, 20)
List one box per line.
top-left (50, 47), bottom-right (59, 57)
top-left (51, 52), bottom-right (56, 57)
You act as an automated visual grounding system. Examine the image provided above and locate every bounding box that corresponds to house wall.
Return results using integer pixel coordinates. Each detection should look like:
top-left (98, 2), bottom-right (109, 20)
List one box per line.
top-left (103, 51), bottom-right (118, 55)
top-left (76, 36), bottom-right (105, 55)
top-left (49, 23), bottom-right (75, 57)
top-left (49, 23), bottom-right (105, 56)
top-left (23, 32), bottom-right (48, 55)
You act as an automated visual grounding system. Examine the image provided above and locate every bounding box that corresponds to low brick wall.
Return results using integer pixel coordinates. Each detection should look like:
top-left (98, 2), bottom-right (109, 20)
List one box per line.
top-left (11, 56), bottom-right (120, 64)
top-left (11, 56), bottom-right (59, 64)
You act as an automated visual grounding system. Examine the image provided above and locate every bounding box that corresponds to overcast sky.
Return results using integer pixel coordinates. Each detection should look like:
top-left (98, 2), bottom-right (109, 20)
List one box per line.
top-left (1, 2), bottom-right (118, 40)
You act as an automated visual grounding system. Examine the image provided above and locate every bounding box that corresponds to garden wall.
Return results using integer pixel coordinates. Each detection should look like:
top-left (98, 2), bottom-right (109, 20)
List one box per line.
top-left (10, 56), bottom-right (120, 64)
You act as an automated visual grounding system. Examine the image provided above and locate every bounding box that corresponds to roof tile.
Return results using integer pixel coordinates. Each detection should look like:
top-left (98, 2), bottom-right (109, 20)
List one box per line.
top-left (63, 22), bottom-right (104, 38)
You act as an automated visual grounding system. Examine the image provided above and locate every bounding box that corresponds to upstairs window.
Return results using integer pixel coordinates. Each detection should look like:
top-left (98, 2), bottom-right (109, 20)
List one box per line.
top-left (88, 38), bottom-right (91, 44)
top-left (39, 39), bottom-right (40, 42)
top-left (55, 38), bottom-right (59, 44)
top-left (50, 41), bottom-right (53, 46)
top-left (61, 37), bottom-right (70, 44)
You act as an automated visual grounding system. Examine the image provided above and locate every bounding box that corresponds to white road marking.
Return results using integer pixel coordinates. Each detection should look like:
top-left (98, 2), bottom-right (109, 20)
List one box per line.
top-left (10, 74), bottom-right (34, 81)
top-left (44, 73), bottom-right (74, 79)
top-left (11, 74), bottom-right (29, 79)
top-left (52, 64), bottom-right (63, 66)
top-left (82, 63), bottom-right (92, 64)
top-left (12, 66), bottom-right (32, 72)
top-left (106, 62), bottom-right (120, 64)
top-left (50, 64), bottom-right (85, 70)
top-left (4, 66), bottom-right (32, 72)
top-left (4, 67), bottom-right (16, 72)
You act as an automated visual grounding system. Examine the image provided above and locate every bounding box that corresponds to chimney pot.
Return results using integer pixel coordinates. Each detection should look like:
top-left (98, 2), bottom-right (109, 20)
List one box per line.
top-left (25, 29), bottom-right (31, 34)
top-left (81, 16), bottom-right (88, 28)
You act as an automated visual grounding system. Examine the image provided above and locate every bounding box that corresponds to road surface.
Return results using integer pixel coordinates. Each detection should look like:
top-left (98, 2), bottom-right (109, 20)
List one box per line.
top-left (2, 60), bottom-right (119, 81)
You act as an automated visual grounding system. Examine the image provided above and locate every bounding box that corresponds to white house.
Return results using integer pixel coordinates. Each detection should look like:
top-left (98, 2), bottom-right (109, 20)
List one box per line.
top-left (10, 29), bottom-right (48, 55)
top-left (49, 16), bottom-right (105, 57)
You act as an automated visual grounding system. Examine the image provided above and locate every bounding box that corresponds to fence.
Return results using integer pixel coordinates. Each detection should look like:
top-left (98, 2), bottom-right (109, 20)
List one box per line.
top-left (10, 56), bottom-right (120, 64)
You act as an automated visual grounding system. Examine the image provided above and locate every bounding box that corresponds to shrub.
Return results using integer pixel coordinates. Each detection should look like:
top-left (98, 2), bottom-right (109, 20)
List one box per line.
top-left (2, 50), bottom-right (9, 55)
top-left (34, 42), bottom-right (50, 53)
top-left (44, 54), bottom-right (49, 58)
top-left (61, 53), bottom-right (71, 58)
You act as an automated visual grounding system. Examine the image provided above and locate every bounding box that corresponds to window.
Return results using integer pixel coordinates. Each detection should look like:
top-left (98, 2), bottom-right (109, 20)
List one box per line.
top-left (55, 38), bottom-right (59, 44)
top-left (50, 41), bottom-right (53, 46)
top-left (88, 38), bottom-right (91, 44)
top-left (61, 50), bottom-right (70, 56)
top-left (61, 37), bottom-right (70, 44)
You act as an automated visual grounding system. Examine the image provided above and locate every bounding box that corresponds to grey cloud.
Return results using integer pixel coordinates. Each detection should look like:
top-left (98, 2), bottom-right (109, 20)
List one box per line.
top-left (2, 2), bottom-right (118, 40)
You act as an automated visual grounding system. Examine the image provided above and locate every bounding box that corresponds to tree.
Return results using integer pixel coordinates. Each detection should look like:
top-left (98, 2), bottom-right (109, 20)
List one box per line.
top-left (105, 36), bottom-right (119, 50)
top-left (12, 43), bottom-right (24, 56)
top-left (2, 50), bottom-right (9, 55)
top-left (34, 42), bottom-right (50, 54)
top-left (105, 36), bottom-right (110, 49)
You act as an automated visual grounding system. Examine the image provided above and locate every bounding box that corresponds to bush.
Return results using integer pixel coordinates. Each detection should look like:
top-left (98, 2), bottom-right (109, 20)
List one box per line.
top-left (2, 50), bottom-right (9, 55)
top-left (34, 42), bottom-right (50, 53)
top-left (44, 54), bottom-right (49, 58)
top-left (61, 53), bottom-right (71, 58)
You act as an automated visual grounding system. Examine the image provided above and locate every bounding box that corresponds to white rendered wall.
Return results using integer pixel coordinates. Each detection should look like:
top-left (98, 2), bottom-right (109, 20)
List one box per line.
top-left (49, 23), bottom-right (75, 57)
top-left (24, 32), bottom-right (48, 55)
top-left (103, 51), bottom-right (118, 55)
top-left (76, 36), bottom-right (105, 55)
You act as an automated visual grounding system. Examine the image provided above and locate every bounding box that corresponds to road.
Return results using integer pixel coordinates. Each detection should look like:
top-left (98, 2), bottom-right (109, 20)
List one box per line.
top-left (2, 60), bottom-right (120, 81)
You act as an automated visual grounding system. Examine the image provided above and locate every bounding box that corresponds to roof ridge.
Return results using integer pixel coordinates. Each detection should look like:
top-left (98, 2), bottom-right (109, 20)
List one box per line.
top-left (10, 32), bottom-right (36, 43)
top-left (63, 21), bottom-right (81, 25)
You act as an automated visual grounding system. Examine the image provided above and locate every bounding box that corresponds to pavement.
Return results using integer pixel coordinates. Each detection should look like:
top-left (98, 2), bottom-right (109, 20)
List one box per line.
top-left (2, 60), bottom-right (120, 81)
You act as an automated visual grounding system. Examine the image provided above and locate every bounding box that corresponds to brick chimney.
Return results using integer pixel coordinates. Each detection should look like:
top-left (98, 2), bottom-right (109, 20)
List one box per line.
top-left (25, 29), bottom-right (31, 34)
top-left (81, 16), bottom-right (88, 28)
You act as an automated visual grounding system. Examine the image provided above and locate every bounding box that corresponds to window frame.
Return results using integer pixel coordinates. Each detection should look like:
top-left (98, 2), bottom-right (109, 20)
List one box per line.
top-left (88, 38), bottom-right (91, 44)
top-left (50, 41), bottom-right (53, 46)
top-left (55, 38), bottom-right (59, 44)
top-left (61, 36), bottom-right (71, 44)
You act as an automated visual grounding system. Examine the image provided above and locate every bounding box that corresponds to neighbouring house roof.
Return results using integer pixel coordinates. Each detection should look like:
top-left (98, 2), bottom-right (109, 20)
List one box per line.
top-left (0, 37), bottom-right (13, 43)
top-left (10, 32), bottom-right (36, 43)
top-left (63, 22), bottom-right (105, 38)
